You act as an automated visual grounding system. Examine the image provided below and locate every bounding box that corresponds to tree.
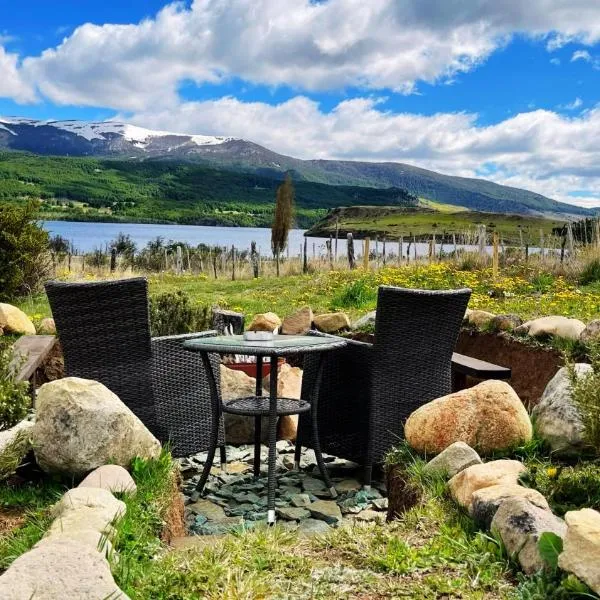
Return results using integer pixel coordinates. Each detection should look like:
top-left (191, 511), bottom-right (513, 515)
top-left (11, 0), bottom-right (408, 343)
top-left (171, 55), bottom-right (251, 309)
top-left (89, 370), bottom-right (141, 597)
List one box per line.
top-left (110, 233), bottom-right (137, 267)
top-left (271, 173), bottom-right (295, 276)
top-left (0, 202), bottom-right (50, 301)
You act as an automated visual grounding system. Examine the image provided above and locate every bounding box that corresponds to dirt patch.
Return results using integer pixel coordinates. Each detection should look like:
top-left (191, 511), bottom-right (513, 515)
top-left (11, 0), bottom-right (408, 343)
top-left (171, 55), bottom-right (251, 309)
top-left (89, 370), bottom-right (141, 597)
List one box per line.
top-left (160, 472), bottom-right (186, 545)
top-left (455, 330), bottom-right (564, 409)
top-left (0, 507), bottom-right (26, 535)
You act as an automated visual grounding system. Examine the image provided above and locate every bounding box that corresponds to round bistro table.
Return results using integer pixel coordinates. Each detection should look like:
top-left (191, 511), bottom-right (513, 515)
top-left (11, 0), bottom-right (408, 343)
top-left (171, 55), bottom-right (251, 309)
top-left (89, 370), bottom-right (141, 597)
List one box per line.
top-left (183, 334), bottom-right (347, 524)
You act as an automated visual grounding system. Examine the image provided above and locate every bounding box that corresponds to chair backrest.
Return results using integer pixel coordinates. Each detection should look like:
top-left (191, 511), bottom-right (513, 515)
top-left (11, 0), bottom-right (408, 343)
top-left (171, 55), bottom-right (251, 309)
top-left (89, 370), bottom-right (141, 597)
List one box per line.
top-left (45, 278), bottom-right (157, 434)
top-left (369, 286), bottom-right (471, 460)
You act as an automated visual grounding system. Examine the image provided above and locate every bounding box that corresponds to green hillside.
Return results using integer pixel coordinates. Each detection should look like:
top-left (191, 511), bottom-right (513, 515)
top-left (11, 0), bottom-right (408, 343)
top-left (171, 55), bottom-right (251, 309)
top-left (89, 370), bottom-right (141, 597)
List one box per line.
top-left (0, 152), bottom-right (417, 227)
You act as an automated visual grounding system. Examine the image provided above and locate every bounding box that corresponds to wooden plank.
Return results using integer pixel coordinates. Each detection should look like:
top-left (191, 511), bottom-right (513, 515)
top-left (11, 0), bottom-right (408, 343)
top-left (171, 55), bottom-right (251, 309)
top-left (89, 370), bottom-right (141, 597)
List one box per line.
top-left (12, 335), bottom-right (57, 382)
top-left (451, 352), bottom-right (511, 380)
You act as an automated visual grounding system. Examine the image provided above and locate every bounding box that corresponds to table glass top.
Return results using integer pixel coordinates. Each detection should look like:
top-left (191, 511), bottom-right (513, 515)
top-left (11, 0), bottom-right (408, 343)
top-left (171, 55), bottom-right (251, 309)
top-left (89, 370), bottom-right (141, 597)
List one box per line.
top-left (183, 334), bottom-right (346, 356)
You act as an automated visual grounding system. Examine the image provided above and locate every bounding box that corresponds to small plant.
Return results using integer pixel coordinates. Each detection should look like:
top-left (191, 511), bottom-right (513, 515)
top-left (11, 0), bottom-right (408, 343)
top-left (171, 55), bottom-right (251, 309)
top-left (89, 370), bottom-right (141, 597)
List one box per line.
top-left (0, 342), bottom-right (31, 431)
top-left (331, 278), bottom-right (377, 310)
top-left (579, 257), bottom-right (600, 286)
top-left (149, 290), bottom-right (211, 336)
top-left (567, 345), bottom-right (600, 455)
top-left (531, 272), bottom-right (555, 293)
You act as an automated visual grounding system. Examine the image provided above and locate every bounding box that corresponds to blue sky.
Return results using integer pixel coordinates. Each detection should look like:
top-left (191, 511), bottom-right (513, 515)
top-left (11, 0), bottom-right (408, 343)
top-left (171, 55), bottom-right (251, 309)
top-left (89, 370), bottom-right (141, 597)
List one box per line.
top-left (1, 0), bottom-right (600, 206)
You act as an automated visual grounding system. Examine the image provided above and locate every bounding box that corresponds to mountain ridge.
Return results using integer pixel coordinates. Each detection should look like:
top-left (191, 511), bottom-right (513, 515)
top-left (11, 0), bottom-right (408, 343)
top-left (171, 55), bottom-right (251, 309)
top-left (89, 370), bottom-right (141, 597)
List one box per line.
top-left (0, 116), bottom-right (593, 218)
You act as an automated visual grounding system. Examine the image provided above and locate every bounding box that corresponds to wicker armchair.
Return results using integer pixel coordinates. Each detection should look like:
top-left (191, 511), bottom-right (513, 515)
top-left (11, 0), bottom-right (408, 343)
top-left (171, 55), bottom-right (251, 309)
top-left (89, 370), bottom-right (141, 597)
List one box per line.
top-left (297, 285), bottom-right (471, 485)
top-left (45, 278), bottom-right (225, 458)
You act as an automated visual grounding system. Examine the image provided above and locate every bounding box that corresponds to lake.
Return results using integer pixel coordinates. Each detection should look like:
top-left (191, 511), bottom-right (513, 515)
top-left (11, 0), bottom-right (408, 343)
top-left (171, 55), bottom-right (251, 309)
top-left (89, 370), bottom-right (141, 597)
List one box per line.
top-left (42, 220), bottom-right (497, 258)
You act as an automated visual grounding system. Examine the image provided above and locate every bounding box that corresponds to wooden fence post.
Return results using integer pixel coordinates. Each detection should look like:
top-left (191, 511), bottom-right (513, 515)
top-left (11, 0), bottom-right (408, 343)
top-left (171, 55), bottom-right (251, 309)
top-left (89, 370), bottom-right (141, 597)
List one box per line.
top-left (363, 237), bottom-right (370, 270)
top-left (231, 245), bottom-right (236, 280)
top-left (492, 233), bottom-right (499, 280)
top-left (347, 233), bottom-right (356, 269)
top-left (303, 238), bottom-right (308, 274)
top-left (110, 248), bottom-right (117, 273)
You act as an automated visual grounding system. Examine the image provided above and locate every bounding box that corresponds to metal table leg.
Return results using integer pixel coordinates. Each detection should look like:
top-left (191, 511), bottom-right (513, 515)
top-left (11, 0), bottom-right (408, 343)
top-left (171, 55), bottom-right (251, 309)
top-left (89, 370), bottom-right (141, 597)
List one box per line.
top-left (267, 358), bottom-right (279, 525)
top-left (195, 351), bottom-right (222, 493)
top-left (254, 356), bottom-right (263, 478)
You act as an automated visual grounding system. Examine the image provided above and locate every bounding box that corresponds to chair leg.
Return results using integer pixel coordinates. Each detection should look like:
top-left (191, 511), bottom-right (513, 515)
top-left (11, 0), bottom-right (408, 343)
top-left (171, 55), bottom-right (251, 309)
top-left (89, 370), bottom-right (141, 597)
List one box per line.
top-left (220, 445), bottom-right (227, 470)
top-left (253, 416), bottom-right (262, 478)
top-left (363, 462), bottom-right (373, 490)
top-left (293, 431), bottom-right (302, 470)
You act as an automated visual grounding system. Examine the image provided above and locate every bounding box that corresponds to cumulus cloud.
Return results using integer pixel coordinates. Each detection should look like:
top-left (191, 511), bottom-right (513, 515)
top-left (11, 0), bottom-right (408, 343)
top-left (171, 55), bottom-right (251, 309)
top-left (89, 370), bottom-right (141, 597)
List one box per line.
top-left (0, 46), bottom-right (35, 103)
top-left (126, 96), bottom-right (600, 207)
top-left (19, 0), bottom-right (600, 111)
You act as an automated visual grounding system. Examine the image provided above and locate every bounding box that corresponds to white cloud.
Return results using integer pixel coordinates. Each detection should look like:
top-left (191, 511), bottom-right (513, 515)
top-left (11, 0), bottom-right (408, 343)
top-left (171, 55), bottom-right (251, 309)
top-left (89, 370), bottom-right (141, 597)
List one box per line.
top-left (570, 49), bottom-right (600, 69)
top-left (18, 0), bottom-right (600, 111)
top-left (550, 57), bottom-right (561, 65)
top-left (0, 46), bottom-right (35, 103)
top-left (559, 97), bottom-right (583, 110)
top-left (126, 97), bottom-right (600, 207)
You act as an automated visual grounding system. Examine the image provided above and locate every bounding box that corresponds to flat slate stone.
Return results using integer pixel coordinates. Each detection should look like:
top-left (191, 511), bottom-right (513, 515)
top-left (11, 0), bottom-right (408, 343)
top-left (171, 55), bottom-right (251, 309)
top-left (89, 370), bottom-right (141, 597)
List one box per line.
top-left (299, 518), bottom-right (331, 536)
top-left (277, 507), bottom-right (311, 521)
top-left (188, 499), bottom-right (226, 521)
top-left (290, 493), bottom-right (311, 508)
top-left (308, 500), bottom-right (343, 525)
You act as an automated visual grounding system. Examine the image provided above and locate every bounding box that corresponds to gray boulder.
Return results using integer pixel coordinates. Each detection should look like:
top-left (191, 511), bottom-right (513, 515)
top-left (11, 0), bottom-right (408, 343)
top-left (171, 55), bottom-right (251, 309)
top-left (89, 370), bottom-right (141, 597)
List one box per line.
top-left (0, 420), bottom-right (34, 480)
top-left (423, 442), bottom-right (482, 478)
top-left (352, 311), bottom-right (376, 330)
top-left (580, 320), bottom-right (600, 345)
top-left (32, 377), bottom-right (161, 477)
top-left (532, 364), bottom-right (592, 455)
top-left (0, 538), bottom-right (129, 599)
top-left (491, 497), bottom-right (566, 574)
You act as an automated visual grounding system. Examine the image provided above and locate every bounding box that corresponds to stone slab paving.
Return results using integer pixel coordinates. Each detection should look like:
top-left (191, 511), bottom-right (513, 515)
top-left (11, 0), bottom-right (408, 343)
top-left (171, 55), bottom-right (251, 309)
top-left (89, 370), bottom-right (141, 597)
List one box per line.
top-left (177, 441), bottom-right (387, 536)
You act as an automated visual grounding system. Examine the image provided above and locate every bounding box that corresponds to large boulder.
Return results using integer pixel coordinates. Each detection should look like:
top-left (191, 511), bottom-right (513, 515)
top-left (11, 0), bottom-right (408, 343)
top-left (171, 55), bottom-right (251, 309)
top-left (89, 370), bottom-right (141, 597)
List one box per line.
top-left (37, 317), bottom-right (56, 335)
top-left (0, 538), bottom-right (129, 599)
top-left (470, 484), bottom-right (549, 529)
top-left (220, 365), bottom-right (267, 444)
top-left (0, 303), bottom-right (36, 335)
top-left (0, 420), bottom-right (34, 480)
top-left (247, 312), bottom-right (281, 332)
top-left (405, 380), bottom-right (532, 455)
top-left (352, 311), bottom-right (377, 330)
top-left (422, 442), bottom-right (482, 478)
top-left (581, 320), bottom-right (600, 345)
top-left (492, 497), bottom-right (566, 574)
top-left (532, 364), bottom-right (591, 455)
top-left (558, 508), bottom-right (600, 594)
top-left (32, 377), bottom-right (161, 477)
top-left (490, 314), bottom-right (523, 332)
top-left (448, 460), bottom-right (526, 509)
top-left (281, 307), bottom-right (313, 335)
top-left (52, 487), bottom-right (125, 521)
top-left (313, 312), bottom-right (350, 333)
top-left (263, 362), bottom-right (302, 441)
top-left (517, 316), bottom-right (586, 341)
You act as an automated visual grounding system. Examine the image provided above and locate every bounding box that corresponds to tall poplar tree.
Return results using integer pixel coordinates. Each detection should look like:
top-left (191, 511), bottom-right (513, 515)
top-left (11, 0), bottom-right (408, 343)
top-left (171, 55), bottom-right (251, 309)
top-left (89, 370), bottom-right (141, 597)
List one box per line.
top-left (271, 173), bottom-right (295, 276)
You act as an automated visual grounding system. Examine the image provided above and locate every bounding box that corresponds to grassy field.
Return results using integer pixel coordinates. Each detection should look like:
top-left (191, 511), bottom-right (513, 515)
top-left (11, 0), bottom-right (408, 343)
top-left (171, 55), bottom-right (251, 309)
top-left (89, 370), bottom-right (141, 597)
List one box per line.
top-left (306, 204), bottom-right (565, 245)
top-left (17, 257), bottom-right (600, 327)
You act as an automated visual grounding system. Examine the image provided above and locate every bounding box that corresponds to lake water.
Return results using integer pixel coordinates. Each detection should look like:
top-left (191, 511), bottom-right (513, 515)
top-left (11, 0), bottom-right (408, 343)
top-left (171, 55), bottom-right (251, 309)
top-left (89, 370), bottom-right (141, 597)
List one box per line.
top-left (42, 220), bottom-right (501, 258)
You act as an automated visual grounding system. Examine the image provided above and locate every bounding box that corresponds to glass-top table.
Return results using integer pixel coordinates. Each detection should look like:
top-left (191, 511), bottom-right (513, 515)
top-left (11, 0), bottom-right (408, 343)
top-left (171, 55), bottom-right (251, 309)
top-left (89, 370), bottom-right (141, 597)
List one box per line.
top-left (184, 334), bottom-right (347, 524)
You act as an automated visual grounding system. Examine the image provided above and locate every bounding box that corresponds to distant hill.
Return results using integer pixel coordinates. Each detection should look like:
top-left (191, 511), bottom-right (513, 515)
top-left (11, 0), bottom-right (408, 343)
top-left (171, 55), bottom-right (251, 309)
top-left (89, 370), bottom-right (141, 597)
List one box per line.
top-left (0, 117), bottom-right (593, 219)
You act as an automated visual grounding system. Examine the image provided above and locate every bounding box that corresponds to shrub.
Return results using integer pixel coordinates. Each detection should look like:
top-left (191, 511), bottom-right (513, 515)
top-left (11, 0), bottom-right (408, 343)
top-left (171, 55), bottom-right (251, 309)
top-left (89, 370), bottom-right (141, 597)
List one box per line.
top-left (520, 462), bottom-right (600, 515)
top-left (579, 257), bottom-right (600, 286)
top-left (149, 290), bottom-right (211, 337)
top-left (0, 202), bottom-right (50, 301)
top-left (0, 341), bottom-right (31, 431)
top-left (331, 278), bottom-right (377, 310)
top-left (567, 345), bottom-right (600, 455)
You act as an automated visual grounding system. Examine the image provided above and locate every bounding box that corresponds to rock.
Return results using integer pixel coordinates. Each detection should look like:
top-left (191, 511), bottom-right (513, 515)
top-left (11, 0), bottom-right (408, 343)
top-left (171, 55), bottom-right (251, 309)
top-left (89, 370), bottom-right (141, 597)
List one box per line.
top-left (372, 498), bottom-right (388, 511)
top-left (78, 464), bottom-right (137, 495)
top-left (463, 308), bottom-right (472, 323)
top-left (491, 497), bottom-right (566, 575)
top-left (212, 309), bottom-right (245, 335)
top-left (0, 303), bottom-right (36, 335)
top-left (490, 314), bottom-right (523, 332)
top-left (0, 539), bottom-right (128, 599)
top-left (467, 309), bottom-right (496, 328)
top-left (32, 377), bottom-right (161, 477)
top-left (38, 317), bottom-right (57, 335)
top-left (277, 506), bottom-right (310, 521)
top-left (281, 306), bottom-right (313, 335)
top-left (423, 442), bottom-right (482, 478)
top-left (532, 364), bottom-right (592, 455)
top-left (334, 479), bottom-right (362, 493)
top-left (559, 509), bottom-right (600, 594)
top-left (37, 529), bottom-right (115, 559)
top-left (581, 320), bottom-right (600, 345)
top-left (470, 484), bottom-right (550, 529)
top-left (170, 534), bottom-right (224, 550)
top-left (303, 477), bottom-right (326, 494)
top-left (220, 365), bottom-right (268, 444)
top-left (308, 500), bottom-right (343, 525)
top-left (517, 316), bottom-right (586, 341)
top-left (353, 509), bottom-right (385, 523)
top-left (264, 363), bottom-right (302, 441)
top-left (290, 493), bottom-right (311, 508)
top-left (48, 505), bottom-right (119, 541)
top-left (313, 312), bottom-right (351, 333)
top-left (188, 498), bottom-right (226, 521)
top-left (298, 518), bottom-right (331, 536)
top-left (0, 420), bottom-right (34, 480)
top-left (195, 516), bottom-right (244, 535)
top-left (352, 311), bottom-right (377, 330)
top-left (405, 380), bottom-right (532, 455)
top-left (247, 312), bottom-right (282, 332)
top-left (448, 460), bottom-right (526, 509)
top-left (52, 487), bottom-right (126, 521)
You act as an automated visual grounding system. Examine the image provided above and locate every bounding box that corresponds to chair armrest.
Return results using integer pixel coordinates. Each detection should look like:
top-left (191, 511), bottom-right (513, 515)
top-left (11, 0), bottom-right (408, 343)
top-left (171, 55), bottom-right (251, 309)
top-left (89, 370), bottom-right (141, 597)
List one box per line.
top-left (451, 352), bottom-right (511, 379)
top-left (307, 329), bottom-right (374, 351)
top-left (151, 330), bottom-right (218, 344)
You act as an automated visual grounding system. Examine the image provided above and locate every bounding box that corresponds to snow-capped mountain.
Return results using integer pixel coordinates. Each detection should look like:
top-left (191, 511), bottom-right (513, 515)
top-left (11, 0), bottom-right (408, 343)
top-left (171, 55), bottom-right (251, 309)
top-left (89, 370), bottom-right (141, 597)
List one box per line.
top-left (0, 117), bottom-right (237, 157)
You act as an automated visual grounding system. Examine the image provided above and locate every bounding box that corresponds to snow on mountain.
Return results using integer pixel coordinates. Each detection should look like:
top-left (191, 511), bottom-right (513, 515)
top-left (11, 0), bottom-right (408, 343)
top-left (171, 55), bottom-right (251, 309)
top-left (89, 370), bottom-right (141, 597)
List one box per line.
top-left (0, 117), bottom-right (235, 147)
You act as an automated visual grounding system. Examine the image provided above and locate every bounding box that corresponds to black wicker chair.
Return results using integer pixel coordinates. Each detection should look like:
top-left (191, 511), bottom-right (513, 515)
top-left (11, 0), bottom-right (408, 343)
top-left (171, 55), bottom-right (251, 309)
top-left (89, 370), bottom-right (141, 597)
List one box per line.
top-left (45, 277), bottom-right (225, 458)
top-left (296, 285), bottom-right (471, 485)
